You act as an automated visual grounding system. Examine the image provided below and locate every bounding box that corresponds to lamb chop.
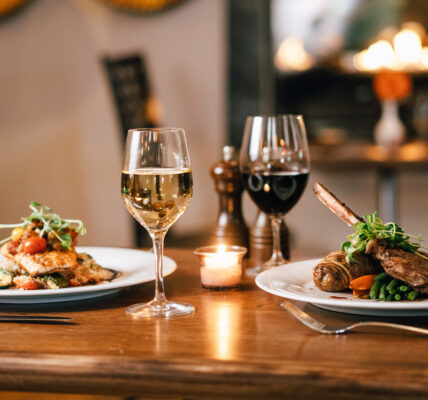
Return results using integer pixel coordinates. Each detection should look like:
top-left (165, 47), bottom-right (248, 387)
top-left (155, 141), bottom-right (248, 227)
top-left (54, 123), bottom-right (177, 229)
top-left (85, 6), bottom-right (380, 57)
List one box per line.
top-left (313, 182), bottom-right (428, 294)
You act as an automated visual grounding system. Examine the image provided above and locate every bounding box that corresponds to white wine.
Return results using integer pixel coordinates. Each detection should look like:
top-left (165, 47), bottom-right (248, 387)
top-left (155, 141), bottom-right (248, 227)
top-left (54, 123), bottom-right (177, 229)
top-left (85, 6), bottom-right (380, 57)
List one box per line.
top-left (121, 128), bottom-right (195, 318)
top-left (121, 168), bottom-right (193, 233)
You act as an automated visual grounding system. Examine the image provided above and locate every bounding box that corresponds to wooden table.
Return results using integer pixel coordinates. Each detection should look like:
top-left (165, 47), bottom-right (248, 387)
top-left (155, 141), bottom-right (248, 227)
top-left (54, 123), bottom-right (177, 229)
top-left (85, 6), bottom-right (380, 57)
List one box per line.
top-left (0, 248), bottom-right (427, 399)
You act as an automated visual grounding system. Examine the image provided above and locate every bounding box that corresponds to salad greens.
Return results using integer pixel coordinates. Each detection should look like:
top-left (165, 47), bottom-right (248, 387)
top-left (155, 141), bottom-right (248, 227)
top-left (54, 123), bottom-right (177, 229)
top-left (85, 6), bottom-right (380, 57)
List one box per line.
top-left (0, 202), bottom-right (86, 249)
top-left (341, 211), bottom-right (427, 263)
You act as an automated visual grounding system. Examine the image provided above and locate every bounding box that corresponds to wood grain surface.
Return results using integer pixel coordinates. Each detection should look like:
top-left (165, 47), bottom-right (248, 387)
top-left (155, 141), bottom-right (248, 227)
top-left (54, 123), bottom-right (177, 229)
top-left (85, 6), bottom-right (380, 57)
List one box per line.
top-left (0, 248), bottom-right (427, 399)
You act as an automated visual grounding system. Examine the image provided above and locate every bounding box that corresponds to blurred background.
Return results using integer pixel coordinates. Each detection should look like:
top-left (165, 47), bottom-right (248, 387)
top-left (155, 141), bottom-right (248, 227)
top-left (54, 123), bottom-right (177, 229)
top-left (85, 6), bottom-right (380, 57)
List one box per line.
top-left (1, 0), bottom-right (428, 257)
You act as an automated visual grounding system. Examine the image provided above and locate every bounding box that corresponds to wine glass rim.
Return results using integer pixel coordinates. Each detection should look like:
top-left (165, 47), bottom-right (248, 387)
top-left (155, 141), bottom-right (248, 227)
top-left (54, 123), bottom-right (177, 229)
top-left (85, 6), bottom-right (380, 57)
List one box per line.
top-left (128, 127), bottom-right (185, 134)
top-left (246, 114), bottom-right (303, 119)
top-left (194, 245), bottom-right (248, 256)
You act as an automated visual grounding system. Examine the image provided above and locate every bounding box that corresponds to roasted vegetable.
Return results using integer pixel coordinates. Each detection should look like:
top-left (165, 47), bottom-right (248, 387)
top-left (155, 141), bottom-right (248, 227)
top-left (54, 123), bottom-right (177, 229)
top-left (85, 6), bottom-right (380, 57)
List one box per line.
top-left (42, 273), bottom-right (68, 289)
top-left (349, 274), bottom-right (376, 297)
top-left (349, 275), bottom-right (376, 291)
top-left (0, 268), bottom-right (13, 289)
top-left (13, 275), bottom-right (41, 290)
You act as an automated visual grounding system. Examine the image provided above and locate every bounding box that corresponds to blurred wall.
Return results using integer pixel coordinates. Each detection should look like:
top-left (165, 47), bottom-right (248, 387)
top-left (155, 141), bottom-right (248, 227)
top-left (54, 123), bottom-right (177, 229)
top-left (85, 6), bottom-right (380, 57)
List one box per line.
top-left (0, 0), bottom-right (426, 256)
top-left (0, 0), bottom-right (225, 247)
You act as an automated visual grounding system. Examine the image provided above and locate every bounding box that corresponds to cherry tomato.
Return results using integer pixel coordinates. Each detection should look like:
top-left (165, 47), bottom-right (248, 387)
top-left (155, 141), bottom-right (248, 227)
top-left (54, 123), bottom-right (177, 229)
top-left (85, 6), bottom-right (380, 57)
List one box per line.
top-left (11, 227), bottom-right (24, 242)
top-left (7, 241), bottom-right (18, 255)
top-left (22, 236), bottom-right (47, 254)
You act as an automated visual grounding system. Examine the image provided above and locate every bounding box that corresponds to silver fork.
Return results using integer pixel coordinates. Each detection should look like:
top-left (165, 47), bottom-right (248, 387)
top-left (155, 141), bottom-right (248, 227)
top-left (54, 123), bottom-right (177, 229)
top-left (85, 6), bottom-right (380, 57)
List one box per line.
top-left (280, 301), bottom-right (428, 335)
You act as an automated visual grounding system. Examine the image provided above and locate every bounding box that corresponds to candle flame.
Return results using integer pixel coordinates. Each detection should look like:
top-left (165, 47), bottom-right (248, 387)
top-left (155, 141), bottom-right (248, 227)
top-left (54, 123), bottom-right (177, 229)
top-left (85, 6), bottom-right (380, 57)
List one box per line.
top-left (218, 244), bottom-right (226, 253)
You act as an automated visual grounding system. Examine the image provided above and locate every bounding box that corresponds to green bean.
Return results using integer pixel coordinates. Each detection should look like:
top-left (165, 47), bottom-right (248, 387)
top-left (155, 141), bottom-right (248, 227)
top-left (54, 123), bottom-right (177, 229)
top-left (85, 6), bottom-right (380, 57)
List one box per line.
top-left (369, 280), bottom-right (381, 300)
top-left (379, 283), bottom-right (387, 301)
top-left (394, 293), bottom-right (402, 301)
top-left (386, 279), bottom-right (398, 294)
top-left (386, 294), bottom-right (393, 301)
top-left (407, 291), bottom-right (419, 301)
top-left (399, 285), bottom-right (409, 293)
top-left (374, 272), bottom-right (388, 282)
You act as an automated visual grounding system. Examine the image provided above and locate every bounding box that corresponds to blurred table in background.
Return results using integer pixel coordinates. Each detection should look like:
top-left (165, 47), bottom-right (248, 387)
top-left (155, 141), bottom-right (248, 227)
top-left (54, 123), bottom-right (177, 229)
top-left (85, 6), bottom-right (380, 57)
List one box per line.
top-left (310, 140), bottom-right (428, 222)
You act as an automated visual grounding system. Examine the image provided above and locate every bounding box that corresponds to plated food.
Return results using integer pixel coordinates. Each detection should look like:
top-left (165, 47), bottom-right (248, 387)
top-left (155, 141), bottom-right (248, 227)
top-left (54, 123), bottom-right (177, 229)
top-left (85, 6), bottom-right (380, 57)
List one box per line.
top-left (313, 183), bottom-right (428, 301)
top-left (0, 202), bottom-right (116, 290)
top-left (313, 250), bottom-right (381, 292)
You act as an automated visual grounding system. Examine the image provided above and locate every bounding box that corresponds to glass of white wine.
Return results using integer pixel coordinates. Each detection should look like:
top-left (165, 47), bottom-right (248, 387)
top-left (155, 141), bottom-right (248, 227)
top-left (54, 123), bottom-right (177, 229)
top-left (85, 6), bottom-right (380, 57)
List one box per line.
top-left (121, 128), bottom-right (194, 318)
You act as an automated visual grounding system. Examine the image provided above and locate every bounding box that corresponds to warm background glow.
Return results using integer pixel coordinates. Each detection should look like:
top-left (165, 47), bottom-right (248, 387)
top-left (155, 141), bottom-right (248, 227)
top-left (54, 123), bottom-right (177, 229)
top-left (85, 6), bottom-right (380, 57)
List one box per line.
top-left (351, 22), bottom-right (428, 72)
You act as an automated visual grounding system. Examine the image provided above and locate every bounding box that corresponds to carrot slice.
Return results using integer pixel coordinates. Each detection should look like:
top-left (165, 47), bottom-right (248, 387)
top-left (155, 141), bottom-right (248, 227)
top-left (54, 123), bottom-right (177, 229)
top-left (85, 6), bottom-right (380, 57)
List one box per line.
top-left (349, 275), bottom-right (376, 291)
top-left (352, 289), bottom-right (370, 297)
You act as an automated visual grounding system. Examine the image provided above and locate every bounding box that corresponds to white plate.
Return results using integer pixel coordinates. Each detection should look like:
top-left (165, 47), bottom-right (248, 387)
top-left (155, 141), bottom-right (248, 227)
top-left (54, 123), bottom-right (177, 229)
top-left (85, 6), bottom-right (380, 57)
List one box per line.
top-left (0, 247), bottom-right (176, 304)
top-left (255, 259), bottom-right (428, 316)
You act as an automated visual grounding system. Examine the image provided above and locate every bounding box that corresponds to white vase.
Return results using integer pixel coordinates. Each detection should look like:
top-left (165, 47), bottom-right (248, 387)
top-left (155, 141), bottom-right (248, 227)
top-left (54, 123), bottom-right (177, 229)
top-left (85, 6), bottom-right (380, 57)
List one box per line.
top-left (374, 100), bottom-right (406, 148)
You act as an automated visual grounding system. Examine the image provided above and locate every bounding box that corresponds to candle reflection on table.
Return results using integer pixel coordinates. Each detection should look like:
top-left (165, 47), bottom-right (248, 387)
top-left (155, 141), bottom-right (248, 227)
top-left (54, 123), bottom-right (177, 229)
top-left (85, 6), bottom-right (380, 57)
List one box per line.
top-left (203, 297), bottom-right (240, 360)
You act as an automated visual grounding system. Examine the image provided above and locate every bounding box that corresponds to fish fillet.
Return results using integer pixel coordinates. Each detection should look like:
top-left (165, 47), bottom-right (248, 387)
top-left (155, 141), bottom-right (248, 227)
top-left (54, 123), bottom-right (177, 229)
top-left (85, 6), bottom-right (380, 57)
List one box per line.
top-left (1, 242), bottom-right (77, 276)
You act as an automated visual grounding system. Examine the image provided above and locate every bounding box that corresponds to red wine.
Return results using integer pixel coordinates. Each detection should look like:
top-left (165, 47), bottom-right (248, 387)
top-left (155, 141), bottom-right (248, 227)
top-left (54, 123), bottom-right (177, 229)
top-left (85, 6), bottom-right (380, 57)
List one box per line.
top-left (242, 171), bottom-right (309, 215)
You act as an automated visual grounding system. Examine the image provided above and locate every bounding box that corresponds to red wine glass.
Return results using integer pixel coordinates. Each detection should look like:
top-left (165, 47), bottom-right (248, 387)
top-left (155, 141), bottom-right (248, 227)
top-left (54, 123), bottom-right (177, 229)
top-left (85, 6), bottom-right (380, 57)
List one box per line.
top-left (240, 115), bottom-right (310, 276)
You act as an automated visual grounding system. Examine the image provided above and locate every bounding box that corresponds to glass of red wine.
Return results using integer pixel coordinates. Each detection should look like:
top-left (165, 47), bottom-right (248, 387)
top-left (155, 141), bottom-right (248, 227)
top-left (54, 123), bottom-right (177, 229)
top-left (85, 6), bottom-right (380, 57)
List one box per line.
top-left (240, 115), bottom-right (310, 276)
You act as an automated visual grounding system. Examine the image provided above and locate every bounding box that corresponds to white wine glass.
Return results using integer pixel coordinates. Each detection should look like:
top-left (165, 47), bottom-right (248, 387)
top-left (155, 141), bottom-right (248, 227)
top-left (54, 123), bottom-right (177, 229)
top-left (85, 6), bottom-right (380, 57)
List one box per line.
top-left (240, 115), bottom-right (310, 276)
top-left (121, 128), bottom-right (194, 318)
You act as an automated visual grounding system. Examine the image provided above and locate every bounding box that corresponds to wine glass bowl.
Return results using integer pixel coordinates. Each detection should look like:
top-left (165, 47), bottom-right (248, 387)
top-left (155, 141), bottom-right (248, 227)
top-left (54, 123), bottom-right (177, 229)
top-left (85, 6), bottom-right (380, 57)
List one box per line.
top-left (121, 128), bottom-right (194, 318)
top-left (240, 115), bottom-right (310, 276)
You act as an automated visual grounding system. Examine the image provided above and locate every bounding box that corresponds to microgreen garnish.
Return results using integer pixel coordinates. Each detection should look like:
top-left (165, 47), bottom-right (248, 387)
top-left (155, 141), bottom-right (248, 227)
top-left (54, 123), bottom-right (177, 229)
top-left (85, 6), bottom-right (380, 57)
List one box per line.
top-left (341, 211), bottom-right (428, 263)
top-left (0, 202), bottom-right (86, 249)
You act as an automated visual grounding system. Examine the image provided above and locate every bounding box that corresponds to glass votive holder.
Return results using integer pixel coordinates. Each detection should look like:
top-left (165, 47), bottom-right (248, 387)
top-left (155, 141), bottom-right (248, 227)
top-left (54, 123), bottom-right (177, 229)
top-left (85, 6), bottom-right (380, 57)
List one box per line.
top-left (194, 245), bottom-right (247, 290)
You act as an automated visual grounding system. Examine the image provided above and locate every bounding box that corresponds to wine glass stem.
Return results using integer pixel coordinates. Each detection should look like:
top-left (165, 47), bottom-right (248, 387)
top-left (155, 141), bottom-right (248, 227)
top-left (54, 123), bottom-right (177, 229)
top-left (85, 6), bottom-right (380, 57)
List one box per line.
top-left (151, 232), bottom-right (167, 303)
top-left (270, 216), bottom-right (285, 263)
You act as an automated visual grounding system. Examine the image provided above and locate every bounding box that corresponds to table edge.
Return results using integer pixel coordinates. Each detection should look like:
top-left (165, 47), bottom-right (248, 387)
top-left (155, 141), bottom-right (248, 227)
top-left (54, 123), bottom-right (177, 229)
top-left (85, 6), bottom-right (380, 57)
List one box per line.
top-left (0, 352), bottom-right (426, 399)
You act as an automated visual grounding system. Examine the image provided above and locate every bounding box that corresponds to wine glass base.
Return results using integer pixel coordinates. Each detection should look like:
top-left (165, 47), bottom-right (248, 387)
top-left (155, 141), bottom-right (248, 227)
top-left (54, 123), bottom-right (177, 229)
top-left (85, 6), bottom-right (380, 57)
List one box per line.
top-left (126, 299), bottom-right (195, 319)
top-left (245, 258), bottom-right (288, 277)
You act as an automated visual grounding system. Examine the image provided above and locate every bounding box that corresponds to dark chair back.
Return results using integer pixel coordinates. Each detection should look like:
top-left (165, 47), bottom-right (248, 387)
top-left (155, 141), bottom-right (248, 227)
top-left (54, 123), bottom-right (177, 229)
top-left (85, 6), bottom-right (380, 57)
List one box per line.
top-left (102, 54), bottom-right (155, 143)
top-left (102, 54), bottom-right (155, 247)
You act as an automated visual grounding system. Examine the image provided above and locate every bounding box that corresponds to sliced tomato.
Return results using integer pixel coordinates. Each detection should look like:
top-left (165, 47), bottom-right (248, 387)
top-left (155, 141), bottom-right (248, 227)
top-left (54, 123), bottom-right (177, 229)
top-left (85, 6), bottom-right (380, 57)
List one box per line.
top-left (13, 276), bottom-right (42, 290)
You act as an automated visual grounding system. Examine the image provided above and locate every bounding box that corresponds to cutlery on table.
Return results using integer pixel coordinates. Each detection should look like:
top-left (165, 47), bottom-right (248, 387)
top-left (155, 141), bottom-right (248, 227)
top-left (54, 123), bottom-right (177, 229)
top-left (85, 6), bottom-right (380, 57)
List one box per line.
top-left (280, 301), bottom-right (428, 335)
top-left (0, 315), bottom-right (71, 323)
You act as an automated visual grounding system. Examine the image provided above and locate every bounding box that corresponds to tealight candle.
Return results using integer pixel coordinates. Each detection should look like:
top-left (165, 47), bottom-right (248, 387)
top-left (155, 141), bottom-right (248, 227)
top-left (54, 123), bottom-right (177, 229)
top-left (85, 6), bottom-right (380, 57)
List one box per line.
top-left (194, 245), bottom-right (247, 290)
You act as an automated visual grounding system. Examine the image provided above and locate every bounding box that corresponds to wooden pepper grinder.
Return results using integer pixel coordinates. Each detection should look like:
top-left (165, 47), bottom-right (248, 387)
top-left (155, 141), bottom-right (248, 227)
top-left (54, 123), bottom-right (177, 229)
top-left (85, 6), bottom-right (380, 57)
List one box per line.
top-left (250, 210), bottom-right (290, 266)
top-left (210, 146), bottom-right (249, 252)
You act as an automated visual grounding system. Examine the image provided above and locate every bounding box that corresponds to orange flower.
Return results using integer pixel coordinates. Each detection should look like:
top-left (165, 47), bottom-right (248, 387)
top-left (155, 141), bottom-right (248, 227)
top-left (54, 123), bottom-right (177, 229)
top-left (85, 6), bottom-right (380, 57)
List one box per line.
top-left (373, 72), bottom-right (412, 101)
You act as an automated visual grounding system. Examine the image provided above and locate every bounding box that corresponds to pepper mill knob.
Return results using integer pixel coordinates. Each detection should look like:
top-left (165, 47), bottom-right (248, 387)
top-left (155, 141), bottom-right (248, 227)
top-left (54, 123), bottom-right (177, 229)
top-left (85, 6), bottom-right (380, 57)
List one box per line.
top-left (210, 146), bottom-right (249, 251)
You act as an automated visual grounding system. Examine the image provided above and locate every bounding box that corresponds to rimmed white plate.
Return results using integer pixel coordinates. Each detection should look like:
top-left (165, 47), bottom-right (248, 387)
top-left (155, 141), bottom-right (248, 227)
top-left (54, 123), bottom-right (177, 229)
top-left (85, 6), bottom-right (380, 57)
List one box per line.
top-left (255, 259), bottom-right (428, 316)
top-left (0, 247), bottom-right (176, 304)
